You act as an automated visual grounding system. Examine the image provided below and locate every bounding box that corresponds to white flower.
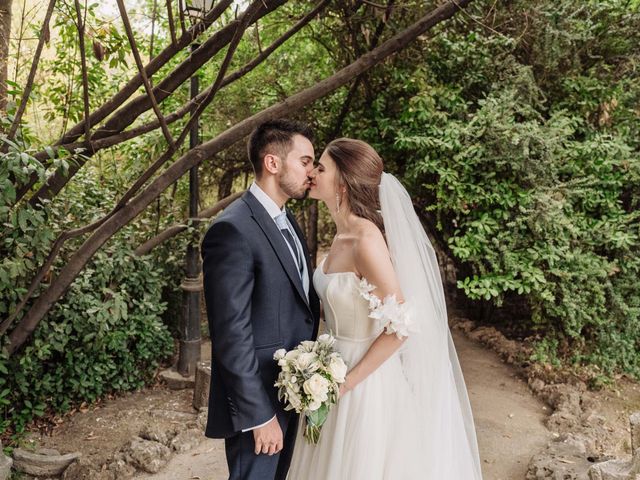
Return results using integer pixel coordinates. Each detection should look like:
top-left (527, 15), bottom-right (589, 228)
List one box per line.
top-left (284, 349), bottom-right (300, 362)
top-left (273, 348), bottom-right (286, 361)
top-left (327, 356), bottom-right (347, 383)
top-left (316, 334), bottom-right (335, 348)
top-left (296, 352), bottom-right (320, 372)
top-left (303, 373), bottom-right (330, 402)
top-left (358, 278), bottom-right (420, 339)
top-left (307, 398), bottom-right (321, 412)
top-left (299, 340), bottom-right (316, 352)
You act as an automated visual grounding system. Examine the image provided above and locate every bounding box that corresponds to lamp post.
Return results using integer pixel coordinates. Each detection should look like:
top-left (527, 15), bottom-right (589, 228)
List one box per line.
top-left (183, 0), bottom-right (214, 18)
top-left (176, 0), bottom-right (213, 377)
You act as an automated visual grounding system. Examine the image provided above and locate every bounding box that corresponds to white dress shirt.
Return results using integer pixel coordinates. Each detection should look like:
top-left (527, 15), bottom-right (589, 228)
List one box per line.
top-left (248, 182), bottom-right (309, 297)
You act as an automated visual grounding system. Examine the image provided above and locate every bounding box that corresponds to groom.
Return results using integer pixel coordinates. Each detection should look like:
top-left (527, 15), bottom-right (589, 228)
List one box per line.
top-left (201, 119), bottom-right (320, 480)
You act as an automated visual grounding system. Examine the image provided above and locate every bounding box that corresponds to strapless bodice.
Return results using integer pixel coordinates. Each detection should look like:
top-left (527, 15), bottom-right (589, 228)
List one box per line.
top-left (312, 258), bottom-right (382, 343)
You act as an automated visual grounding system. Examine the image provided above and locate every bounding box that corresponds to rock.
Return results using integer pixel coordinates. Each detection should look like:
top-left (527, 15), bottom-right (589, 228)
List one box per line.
top-left (62, 458), bottom-right (111, 480)
top-left (122, 437), bottom-right (171, 474)
top-left (139, 424), bottom-right (172, 446)
top-left (542, 384), bottom-right (583, 412)
top-left (630, 412), bottom-right (640, 452)
top-left (526, 435), bottom-right (596, 480)
top-left (105, 458), bottom-right (136, 479)
top-left (170, 428), bottom-right (204, 454)
top-left (159, 368), bottom-right (195, 390)
top-left (196, 408), bottom-right (208, 430)
top-left (193, 361), bottom-right (211, 410)
top-left (13, 447), bottom-right (81, 477)
top-left (0, 453), bottom-right (12, 480)
top-left (0, 439), bottom-right (10, 480)
top-left (583, 413), bottom-right (607, 428)
top-left (588, 448), bottom-right (640, 480)
top-left (547, 409), bottom-right (581, 432)
top-left (529, 378), bottom-right (546, 395)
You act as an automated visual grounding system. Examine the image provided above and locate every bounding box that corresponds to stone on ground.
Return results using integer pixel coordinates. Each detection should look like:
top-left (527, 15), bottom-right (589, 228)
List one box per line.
top-left (12, 447), bottom-right (81, 477)
top-left (122, 438), bottom-right (172, 474)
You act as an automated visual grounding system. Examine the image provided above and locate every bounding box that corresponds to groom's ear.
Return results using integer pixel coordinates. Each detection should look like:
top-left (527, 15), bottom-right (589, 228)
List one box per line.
top-left (263, 153), bottom-right (281, 175)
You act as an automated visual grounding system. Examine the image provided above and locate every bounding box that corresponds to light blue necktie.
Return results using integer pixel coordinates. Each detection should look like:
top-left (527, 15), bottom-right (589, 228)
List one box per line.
top-left (275, 212), bottom-right (303, 278)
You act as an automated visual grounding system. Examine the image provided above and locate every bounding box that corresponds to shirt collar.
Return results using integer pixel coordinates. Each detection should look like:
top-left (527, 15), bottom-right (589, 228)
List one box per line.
top-left (249, 182), bottom-right (285, 220)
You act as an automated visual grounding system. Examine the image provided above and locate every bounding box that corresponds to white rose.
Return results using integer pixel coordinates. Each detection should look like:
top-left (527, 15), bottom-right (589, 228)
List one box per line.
top-left (278, 358), bottom-right (289, 368)
top-left (285, 350), bottom-right (300, 362)
top-left (303, 373), bottom-right (330, 402)
top-left (327, 356), bottom-right (347, 383)
top-left (317, 334), bottom-right (335, 347)
top-left (273, 348), bottom-right (286, 360)
top-left (307, 398), bottom-right (321, 412)
top-left (296, 352), bottom-right (319, 372)
top-left (300, 340), bottom-right (316, 352)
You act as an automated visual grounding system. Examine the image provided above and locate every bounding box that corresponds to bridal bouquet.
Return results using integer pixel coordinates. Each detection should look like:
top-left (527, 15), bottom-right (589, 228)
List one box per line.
top-left (273, 334), bottom-right (347, 444)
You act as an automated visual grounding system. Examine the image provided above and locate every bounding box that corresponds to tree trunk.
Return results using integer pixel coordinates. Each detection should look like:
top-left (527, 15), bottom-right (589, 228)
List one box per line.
top-left (217, 168), bottom-right (237, 201)
top-left (0, 0), bottom-right (12, 116)
top-left (5, 0), bottom-right (473, 356)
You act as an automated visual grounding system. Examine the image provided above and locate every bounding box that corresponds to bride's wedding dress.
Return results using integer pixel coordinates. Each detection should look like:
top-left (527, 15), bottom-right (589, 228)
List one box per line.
top-left (287, 173), bottom-right (483, 480)
top-left (287, 258), bottom-right (424, 479)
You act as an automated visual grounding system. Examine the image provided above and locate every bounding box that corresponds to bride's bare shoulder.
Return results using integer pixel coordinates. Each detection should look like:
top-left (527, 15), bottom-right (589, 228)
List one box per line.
top-left (352, 219), bottom-right (387, 259)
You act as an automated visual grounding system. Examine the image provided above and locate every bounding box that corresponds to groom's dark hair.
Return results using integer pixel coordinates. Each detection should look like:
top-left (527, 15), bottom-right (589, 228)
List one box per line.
top-left (247, 119), bottom-right (314, 177)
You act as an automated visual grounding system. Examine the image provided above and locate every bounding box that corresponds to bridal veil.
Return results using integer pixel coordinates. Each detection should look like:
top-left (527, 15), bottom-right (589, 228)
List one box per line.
top-left (379, 172), bottom-right (483, 479)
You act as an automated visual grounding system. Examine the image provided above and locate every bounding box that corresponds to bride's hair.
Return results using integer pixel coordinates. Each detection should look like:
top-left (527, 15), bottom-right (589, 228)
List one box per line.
top-left (325, 138), bottom-right (385, 236)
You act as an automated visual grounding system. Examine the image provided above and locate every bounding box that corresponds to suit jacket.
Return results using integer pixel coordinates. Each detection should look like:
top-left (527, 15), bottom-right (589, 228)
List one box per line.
top-left (201, 190), bottom-right (320, 438)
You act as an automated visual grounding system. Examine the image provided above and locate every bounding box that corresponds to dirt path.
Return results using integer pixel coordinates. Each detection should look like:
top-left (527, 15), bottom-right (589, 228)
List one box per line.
top-left (134, 330), bottom-right (552, 480)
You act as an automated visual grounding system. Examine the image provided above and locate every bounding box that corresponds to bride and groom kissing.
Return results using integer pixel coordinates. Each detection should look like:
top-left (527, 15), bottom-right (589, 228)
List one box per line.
top-left (201, 119), bottom-right (483, 480)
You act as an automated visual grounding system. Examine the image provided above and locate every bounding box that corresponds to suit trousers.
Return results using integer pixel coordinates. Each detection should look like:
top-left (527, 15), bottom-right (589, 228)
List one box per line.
top-left (225, 410), bottom-right (299, 480)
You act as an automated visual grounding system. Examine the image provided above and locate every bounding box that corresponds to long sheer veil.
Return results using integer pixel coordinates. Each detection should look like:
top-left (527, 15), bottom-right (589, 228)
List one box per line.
top-left (379, 172), bottom-right (483, 479)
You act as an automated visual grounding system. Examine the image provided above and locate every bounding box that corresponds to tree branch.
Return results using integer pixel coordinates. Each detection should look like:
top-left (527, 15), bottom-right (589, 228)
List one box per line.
top-left (4, 0), bottom-right (474, 355)
top-left (116, 0), bottom-right (176, 150)
top-left (3, 0), bottom-right (56, 147)
top-left (26, 0), bottom-right (329, 166)
top-left (134, 191), bottom-right (243, 256)
top-left (26, 0), bottom-right (287, 208)
top-left (74, 0), bottom-right (92, 144)
top-left (12, 0), bottom-right (233, 205)
top-left (166, 0), bottom-right (177, 46)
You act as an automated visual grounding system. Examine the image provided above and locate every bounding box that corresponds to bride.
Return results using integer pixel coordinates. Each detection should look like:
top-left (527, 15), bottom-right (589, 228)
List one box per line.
top-left (286, 138), bottom-right (483, 479)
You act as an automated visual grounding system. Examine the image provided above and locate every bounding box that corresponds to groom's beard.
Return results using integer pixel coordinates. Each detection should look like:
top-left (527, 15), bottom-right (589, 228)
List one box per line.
top-left (281, 181), bottom-right (309, 200)
top-left (279, 170), bottom-right (310, 200)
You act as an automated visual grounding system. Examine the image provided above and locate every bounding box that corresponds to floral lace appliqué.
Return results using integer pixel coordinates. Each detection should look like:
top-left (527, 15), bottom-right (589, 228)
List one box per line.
top-left (358, 278), bottom-right (419, 338)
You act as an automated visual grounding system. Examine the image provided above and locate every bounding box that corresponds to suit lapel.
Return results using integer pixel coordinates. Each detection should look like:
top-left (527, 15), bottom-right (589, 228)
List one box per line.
top-left (242, 192), bottom-right (309, 308)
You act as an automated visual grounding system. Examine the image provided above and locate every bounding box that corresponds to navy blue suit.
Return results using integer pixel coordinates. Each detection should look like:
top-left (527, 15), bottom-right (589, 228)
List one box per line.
top-left (201, 191), bottom-right (320, 480)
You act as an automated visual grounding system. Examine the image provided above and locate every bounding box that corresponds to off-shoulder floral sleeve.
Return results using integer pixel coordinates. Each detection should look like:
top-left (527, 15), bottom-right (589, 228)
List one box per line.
top-left (358, 278), bottom-right (419, 338)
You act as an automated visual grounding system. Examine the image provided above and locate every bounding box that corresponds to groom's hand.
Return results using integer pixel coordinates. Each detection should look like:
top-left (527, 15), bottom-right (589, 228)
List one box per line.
top-left (253, 417), bottom-right (283, 456)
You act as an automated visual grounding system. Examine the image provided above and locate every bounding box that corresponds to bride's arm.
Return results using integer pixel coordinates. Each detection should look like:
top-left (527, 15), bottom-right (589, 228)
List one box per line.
top-left (339, 225), bottom-right (410, 397)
